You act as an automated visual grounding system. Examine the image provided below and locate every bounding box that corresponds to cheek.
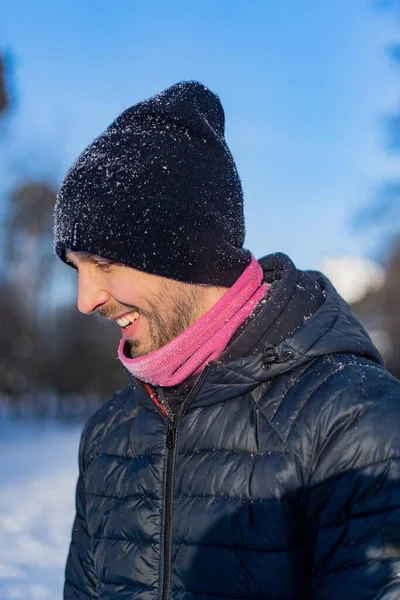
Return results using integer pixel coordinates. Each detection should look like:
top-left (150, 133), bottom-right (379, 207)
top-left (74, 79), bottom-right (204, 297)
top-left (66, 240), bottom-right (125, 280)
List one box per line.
top-left (109, 277), bottom-right (150, 310)
top-left (108, 281), bottom-right (135, 304)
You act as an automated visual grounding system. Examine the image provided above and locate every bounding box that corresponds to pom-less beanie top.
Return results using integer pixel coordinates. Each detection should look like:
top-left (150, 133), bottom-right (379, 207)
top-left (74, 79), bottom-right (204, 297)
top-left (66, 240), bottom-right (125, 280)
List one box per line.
top-left (54, 81), bottom-right (251, 286)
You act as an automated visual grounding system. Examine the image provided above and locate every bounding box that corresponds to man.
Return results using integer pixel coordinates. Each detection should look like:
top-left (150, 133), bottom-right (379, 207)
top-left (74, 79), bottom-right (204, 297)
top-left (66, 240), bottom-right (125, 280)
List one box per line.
top-left (54, 81), bottom-right (400, 600)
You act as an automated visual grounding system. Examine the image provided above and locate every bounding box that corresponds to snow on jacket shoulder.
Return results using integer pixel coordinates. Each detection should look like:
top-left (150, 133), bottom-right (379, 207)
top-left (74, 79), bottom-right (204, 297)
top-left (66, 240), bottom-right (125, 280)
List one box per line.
top-left (64, 274), bottom-right (400, 600)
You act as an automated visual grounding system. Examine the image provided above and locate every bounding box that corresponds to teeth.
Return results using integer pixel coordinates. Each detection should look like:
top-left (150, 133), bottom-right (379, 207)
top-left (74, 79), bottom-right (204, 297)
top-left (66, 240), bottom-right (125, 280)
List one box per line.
top-left (116, 317), bottom-right (130, 327)
top-left (116, 312), bottom-right (140, 328)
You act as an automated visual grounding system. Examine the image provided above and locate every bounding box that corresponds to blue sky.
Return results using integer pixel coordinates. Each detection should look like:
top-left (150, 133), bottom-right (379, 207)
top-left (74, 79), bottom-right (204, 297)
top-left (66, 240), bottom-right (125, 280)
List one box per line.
top-left (1, 0), bottom-right (398, 269)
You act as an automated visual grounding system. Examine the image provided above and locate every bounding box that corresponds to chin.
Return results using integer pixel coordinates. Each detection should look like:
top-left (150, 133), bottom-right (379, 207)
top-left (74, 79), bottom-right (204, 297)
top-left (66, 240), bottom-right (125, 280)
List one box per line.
top-left (126, 340), bottom-right (140, 359)
top-left (126, 340), bottom-right (151, 359)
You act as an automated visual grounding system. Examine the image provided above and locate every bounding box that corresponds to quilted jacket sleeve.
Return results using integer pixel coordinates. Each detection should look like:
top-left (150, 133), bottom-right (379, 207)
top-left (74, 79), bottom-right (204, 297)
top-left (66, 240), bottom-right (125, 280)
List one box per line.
top-left (306, 365), bottom-right (400, 599)
top-left (64, 423), bottom-right (98, 600)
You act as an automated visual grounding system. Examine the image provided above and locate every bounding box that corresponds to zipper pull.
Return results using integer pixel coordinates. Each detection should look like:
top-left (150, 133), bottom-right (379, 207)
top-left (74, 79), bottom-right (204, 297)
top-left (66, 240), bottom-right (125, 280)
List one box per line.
top-left (166, 421), bottom-right (176, 449)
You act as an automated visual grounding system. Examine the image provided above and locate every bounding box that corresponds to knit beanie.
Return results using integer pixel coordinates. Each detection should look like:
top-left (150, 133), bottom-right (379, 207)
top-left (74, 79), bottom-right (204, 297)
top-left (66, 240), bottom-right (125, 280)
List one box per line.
top-left (54, 81), bottom-right (251, 285)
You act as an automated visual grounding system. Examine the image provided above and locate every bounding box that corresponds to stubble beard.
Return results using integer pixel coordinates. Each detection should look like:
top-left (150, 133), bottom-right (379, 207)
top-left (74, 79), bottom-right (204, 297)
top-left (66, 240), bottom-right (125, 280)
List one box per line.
top-left (126, 280), bottom-right (203, 358)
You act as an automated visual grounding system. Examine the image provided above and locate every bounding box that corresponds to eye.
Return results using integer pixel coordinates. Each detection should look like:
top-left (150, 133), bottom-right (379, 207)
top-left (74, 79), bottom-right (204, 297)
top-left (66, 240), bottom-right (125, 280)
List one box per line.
top-left (95, 260), bottom-right (115, 272)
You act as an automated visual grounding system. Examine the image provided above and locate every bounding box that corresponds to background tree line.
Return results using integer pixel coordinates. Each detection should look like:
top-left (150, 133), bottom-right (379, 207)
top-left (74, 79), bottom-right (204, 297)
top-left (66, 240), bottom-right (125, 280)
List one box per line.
top-left (351, 0), bottom-right (400, 380)
top-left (0, 52), bottom-right (126, 418)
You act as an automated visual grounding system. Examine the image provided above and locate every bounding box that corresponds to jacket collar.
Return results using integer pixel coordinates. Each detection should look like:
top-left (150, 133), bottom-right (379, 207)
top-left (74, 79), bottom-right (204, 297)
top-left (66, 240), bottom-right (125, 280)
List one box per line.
top-left (186, 272), bottom-right (384, 410)
top-left (132, 255), bottom-right (384, 413)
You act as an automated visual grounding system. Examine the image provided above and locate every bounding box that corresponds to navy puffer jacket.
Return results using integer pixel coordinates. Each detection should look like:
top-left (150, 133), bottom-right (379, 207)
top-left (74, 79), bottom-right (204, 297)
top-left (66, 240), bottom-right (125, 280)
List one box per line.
top-left (65, 270), bottom-right (400, 599)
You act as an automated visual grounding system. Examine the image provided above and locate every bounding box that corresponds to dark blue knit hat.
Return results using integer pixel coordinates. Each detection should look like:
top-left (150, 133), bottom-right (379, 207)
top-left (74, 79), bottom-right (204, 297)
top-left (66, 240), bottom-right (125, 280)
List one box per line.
top-left (54, 81), bottom-right (251, 285)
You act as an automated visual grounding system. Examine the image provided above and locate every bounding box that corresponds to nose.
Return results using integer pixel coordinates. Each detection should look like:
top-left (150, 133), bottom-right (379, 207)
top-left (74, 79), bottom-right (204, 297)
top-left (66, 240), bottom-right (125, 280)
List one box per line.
top-left (77, 267), bottom-right (111, 314)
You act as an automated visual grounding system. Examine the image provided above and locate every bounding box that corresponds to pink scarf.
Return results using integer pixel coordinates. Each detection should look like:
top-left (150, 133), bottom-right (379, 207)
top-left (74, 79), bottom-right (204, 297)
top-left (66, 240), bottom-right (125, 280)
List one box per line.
top-left (118, 256), bottom-right (268, 387)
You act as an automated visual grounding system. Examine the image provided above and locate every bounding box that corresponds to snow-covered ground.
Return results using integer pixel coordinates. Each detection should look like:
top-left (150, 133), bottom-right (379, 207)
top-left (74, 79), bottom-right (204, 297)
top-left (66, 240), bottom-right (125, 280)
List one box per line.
top-left (0, 419), bottom-right (83, 599)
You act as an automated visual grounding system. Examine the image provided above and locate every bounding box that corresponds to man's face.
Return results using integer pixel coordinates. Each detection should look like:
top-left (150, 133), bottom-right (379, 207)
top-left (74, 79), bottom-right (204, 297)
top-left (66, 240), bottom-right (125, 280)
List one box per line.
top-left (66, 251), bottom-right (202, 358)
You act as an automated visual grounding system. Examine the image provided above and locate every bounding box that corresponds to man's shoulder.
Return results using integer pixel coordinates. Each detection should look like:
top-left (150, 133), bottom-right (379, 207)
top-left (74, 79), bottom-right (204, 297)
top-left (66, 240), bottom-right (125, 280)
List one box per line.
top-left (297, 352), bottom-right (400, 418)
top-left (293, 353), bottom-right (400, 482)
top-left (255, 352), bottom-right (398, 446)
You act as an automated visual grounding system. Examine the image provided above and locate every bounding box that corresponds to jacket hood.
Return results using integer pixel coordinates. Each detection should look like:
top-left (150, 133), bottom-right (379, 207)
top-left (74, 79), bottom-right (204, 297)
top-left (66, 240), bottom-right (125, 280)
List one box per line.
top-left (276, 271), bottom-right (383, 368)
top-left (188, 260), bottom-right (385, 407)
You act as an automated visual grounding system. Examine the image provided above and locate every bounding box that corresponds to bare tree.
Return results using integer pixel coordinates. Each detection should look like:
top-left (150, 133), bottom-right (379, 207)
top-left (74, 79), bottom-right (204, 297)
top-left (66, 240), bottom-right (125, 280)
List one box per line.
top-left (381, 240), bottom-right (400, 378)
top-left (3, 181), bottom-right (58, 318)
top-left (357, 1), bottom-right (400, 230)
top-left (0, 53), bottom-right (8, 115)
top-left (348, 3), bottom-right (400, 377)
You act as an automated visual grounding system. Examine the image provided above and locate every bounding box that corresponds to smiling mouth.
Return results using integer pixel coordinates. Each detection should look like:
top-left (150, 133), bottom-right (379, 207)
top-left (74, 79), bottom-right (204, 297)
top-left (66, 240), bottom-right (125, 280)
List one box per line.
top-left (116, 311), bottom-right (140, 329)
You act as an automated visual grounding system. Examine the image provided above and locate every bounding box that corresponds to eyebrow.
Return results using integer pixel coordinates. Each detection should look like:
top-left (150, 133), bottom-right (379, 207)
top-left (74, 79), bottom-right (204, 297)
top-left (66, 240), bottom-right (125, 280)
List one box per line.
top-left (65, 252), bottom-right (91, 267)
top-left (65, 252), bottom-right (112, 267)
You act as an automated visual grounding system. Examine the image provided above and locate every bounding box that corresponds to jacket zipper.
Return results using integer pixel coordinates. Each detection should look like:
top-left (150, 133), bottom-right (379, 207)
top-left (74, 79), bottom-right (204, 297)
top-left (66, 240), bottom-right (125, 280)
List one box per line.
top-left (162, 417), bottom-right (176, 600)
top-left (160, 363), bottom-right (215, 600)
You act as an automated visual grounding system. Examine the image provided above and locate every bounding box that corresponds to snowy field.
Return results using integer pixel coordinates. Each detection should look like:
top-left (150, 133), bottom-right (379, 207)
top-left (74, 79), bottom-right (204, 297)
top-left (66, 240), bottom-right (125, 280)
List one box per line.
top-left (0, 419), bottom-right (83, 599)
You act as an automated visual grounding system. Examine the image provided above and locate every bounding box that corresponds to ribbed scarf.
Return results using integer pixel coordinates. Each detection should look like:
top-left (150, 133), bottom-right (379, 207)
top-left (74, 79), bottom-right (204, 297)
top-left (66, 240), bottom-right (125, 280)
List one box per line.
top-left (118, 256), bottom-right (268, 387)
